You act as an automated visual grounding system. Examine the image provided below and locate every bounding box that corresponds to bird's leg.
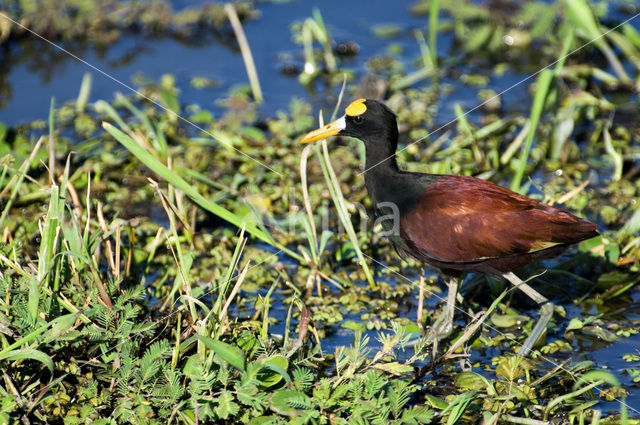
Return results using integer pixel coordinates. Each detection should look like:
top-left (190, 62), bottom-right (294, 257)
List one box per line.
top-left (502, 271), bottom-right (554, 356)
top-left (431, 276), bottom-right (459, 340)
top-left (417, 268), bottom-right (426, 335)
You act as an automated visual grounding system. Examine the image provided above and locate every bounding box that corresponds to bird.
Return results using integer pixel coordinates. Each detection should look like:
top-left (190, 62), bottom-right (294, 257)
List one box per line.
top-left (300, 98), bottom-right (599, 355)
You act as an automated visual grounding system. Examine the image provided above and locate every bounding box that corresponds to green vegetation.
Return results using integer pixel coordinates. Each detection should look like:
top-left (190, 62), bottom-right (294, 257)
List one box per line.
top-left (1, 0), bottom-right (639, 423)
top-left (0, 0), bottom-right (257, 42)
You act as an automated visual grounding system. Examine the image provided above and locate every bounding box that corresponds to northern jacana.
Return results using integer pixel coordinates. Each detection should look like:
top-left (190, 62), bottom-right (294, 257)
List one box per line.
top-left (300, 98), bottom-right (598, 355)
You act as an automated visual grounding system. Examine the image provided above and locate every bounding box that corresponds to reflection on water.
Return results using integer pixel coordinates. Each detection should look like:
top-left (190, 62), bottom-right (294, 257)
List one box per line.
top-left (0, 0), bottom-right (425, 124)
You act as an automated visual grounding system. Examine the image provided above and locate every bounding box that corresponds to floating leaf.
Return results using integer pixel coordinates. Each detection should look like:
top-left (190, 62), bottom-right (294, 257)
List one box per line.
top-left (341, 320), bottom-right (367, 331)
top-left (373, 362), bottom-right (413, 376)
top-left (372, 23), bottom-right (403, 38)
top-left (581, 326), bottom-right (617, 343)
top-left (566, 318), bottom-right (584, 331)
top-left (490, 313), bottom-right (529, 328)
top-left (455, 372), bottom-right (492, 391)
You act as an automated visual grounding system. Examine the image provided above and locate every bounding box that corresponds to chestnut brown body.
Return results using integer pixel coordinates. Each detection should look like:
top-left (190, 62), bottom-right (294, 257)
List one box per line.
top-left (397, 175), bottom-right (598, 275)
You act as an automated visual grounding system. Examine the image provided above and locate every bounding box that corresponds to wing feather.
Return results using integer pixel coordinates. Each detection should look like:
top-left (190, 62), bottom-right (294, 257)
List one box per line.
top-left (399, 175), bottom-right (597, 263)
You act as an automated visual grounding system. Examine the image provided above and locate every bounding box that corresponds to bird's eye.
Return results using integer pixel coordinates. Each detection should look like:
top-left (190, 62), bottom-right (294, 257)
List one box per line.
top-left (353, 115), bottom-right (364, 124)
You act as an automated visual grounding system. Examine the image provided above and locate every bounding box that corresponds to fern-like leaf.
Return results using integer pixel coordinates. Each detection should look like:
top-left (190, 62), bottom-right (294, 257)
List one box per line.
top-left (363, 370), bottom-right (386, 400)
top-left (139, 339), bottom-right (171, 383)
top-left (401, 406), bottom-right (435, 424)
top-left (292, 367), bottom-right (313, 391)
top-left (388, 380), bottom-right (411, 418)
top-left (286, 394), bottom-right (313, 410)
top-left (214, 392), bottom-right (239, 419)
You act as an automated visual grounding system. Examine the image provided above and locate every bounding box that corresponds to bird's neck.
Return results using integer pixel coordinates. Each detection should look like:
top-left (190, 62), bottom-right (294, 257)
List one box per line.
top-left (363, 130), bottom-right (399, 175)
top-left (362, 134), bottom-right (401, 206)
top-left (364, 154), bottom-right (399, 177)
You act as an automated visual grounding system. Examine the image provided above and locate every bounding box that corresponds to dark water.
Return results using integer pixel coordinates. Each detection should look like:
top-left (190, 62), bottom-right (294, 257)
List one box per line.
top-left (0, 0), bottom-right (430, 124)
top-left (1, 0), bottom-right (639, 414)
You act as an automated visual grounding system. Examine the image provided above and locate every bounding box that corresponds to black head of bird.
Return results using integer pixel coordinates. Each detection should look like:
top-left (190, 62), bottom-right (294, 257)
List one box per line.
top-left (302, 98), bottom-right (399, 170)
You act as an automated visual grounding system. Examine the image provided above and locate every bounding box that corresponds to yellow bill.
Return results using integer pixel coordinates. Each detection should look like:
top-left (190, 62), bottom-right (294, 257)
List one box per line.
top-left (300, 116), bottom-right (346, 144)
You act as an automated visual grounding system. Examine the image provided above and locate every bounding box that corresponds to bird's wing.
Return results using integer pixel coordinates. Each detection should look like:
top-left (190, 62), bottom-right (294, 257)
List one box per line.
top-left (399, 175), bottom-right (597, 263)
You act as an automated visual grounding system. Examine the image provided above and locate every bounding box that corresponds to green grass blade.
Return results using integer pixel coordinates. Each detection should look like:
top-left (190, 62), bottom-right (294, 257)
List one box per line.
top-left (76, 72), bottom-right (92, 112)
top-left (225, 3), bottom-right (263, 103)
top-left (414, 30), bottom-right (434, 70)
top-left (564, 0), bottom-right (629, 81)
top-left (300, 144), bottom-right (318, 260)
top-left (573, 370), bottom-right (620, 389)
top-left (545, 380), bottom-right (603, 418)
top-left (48, 97), bottom-right (56, 180)
top-left (102, 122), bottom-right (302, 262)
top-left (311, 9), bottom-right (337, 73)
top-left (0, 138), bottom-right (44, 230)
top-left (454, 103), bottom-right (474, 139)
top-left (564, 0), bottom-right (602, 45)
top-left (94, 100), bottom-right (131, 133)
top-left (444, 391), bottom-right (477, 425)
top-left (622, 23), bottom-right (640, 49)
top-left (429, 0), bottom-right (439, 67)
top-left (510, 69), bottom-right (553, 193)
top-left (316, 141), bottom-right (375, 289)
top-left (198, 335), bottom-right (246, 371)
top-left (32, 183), bottom-right (63, 321)
top-left (212, 230), bottom-right (246, 331)
top-left (549, 30), bottom-right (576, 161)
top-left (553, 28), bottom-right (574, 75)
top-left (511, 26), bottom-right (577, 192)
top-left (115, 94), bottom-right (156, 140)
top-left (603, 124), bottom-right (623, 182)
top-left (0, 349), bottom-right (54, 374)
top-left (0, 313), bottom-right (77, 357)
top-left (261, 280), bottom-right (278, 340)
